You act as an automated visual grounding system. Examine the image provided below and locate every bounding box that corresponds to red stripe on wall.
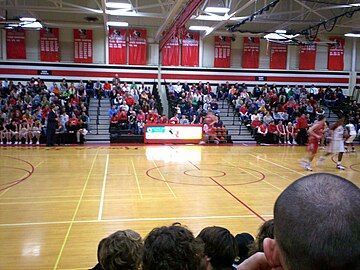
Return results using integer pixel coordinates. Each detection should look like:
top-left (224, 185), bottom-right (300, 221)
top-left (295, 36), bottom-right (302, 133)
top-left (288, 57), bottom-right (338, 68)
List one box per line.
top-left (0, 68), bottom-right (37, 75)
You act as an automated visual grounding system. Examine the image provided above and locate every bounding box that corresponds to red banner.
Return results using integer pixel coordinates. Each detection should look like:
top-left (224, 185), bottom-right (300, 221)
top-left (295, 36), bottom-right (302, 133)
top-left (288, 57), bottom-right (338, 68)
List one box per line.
top-left (214, 36), bottom-right (231, 68)
top-left (328, 37), bottom-right (345, 71)
top-left (162, 37), bottom-right (180, 66)
top-left (6, 29), bottom-right (26, 59)
top-left (74, 29), bottom-right (93, 63)
top-left (129, 28), bottom-right (147, 65)
top-left (181, 31), bottom-right (199, 67)
top-left (108, 28), bottom-right (127, 65)
top-left (270, 43), bottom-right (287, 69)
top-left (242, 37), bottom-right (260, 68)
top-left (40, 28), bottom-right (60, 62)
top-left (299, 44), bottom-right (316, 70)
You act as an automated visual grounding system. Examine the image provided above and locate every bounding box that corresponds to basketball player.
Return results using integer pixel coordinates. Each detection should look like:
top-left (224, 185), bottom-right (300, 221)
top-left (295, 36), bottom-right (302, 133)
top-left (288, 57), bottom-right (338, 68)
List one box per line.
top-left (345, 119), bottom-right (357, 152)
top-left (317, 117), bottom-right (346, 170)
top-left (200, 110), bottom-right (220, 144)
top-left (301, 115), bottom-right (326, 171)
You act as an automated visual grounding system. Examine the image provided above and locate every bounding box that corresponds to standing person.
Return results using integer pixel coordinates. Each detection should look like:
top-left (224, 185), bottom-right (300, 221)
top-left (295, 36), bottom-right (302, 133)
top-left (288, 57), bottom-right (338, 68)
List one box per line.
top-left (317, 117), bottom-right (346, 170)
top-left (301, 115), bottom-right (326, 171)
top-left (46, 104), bottom-right (58, 147)
top-left (345, 119), bottom-right (357, 152)
top-left (295, 114), bottom-right (308, 145)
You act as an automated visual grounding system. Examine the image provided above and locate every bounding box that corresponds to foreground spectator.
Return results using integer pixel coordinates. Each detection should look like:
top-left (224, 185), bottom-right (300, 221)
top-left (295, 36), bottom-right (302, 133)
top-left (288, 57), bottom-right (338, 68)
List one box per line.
top-left (143, 223), bottom-right (204, 270)
top-left (197, 226), bottom-right (238, 270)
top-left (248, 219), bottom-right (274, 257)
top-left (238, 173), bottom-right (360, 270)
top-left (91, 229), bottom-right (143, 270)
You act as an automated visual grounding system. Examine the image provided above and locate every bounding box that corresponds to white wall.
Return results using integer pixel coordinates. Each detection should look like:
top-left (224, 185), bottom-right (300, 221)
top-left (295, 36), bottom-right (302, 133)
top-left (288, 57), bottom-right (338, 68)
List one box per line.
top-left (1, 28), bottom-right (360, 71)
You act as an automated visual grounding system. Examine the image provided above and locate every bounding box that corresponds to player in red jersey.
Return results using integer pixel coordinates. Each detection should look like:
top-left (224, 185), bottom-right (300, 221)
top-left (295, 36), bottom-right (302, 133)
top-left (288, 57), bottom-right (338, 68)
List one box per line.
top-left (301, 115), bottom-right (326, 171)
top-left (200, 110), bottom-right (220, 144)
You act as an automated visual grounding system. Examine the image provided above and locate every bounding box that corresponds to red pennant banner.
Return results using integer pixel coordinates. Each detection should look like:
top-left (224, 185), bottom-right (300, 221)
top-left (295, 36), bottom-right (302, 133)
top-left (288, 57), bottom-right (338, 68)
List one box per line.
top-left (108, 28), bottom-right (127, 65)
top-left (242, 37), bottom-right (260, 68)
top-left (299, 44), bottom-right (317, 70)
top-left (74, 29), bottom-right (93, 63)
top-left (270, 42), bottom-right (287, 69)
top-left (6, 29), bottom-right (26, 59)
top-left (328, 37), bottom-right (345, 71)
top-left (162, 37), bottom-right (180, 66)
top-left (40, 28), bottom-right (60, 62)
top-left (181, 31), bottom-right (199, 67)
top-left (129, 28), bottom-right (147, 65)
top-left (214, 36), bottom-right (231, 68)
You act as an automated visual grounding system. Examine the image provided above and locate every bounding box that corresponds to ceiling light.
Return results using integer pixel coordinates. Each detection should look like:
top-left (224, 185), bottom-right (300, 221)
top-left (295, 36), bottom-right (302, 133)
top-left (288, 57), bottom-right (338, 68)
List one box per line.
top-left (21, 21), bottom-right (43, 28)
top-left (19, 17), bottom-right (37, 22)
top-left (107, 21), bottom-right (129, 27)
top-left (349, 3), bottom-right (360, 7)
top-left (204, 7), bottom-right (230, 13)
top-left (345, 32), bottom-right (360, 37)
top-left (264, 33), bottom-right (298, 40)
top-left (230, 16), bottom-right (248, 21)
top-left (106, 2), bottom-right (132, 9)
top-left (106, 9), bottom-right (136, 15)
top-left (194, 15), bottom-right (247, 21)
top-left (189, 26), bottom-right (213, 31)
top-left (275, 29), bottom-right (287, 34)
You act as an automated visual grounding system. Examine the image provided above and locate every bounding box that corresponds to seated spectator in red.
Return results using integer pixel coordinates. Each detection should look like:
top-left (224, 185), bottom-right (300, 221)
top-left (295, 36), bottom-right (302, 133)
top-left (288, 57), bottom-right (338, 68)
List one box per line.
top-left (295, 113), bottom-right (308, 145)
top-left (66, 114), bottom-right (80, 132)
top-left (257, 123), bottom-right (268, 144)
top-left (110, 114), bottom-right (118, 128)
top-left (136, 110), bottom-right (145, 123)
top-left (159, 114), bottom-right (168, 124)
top-left (250, 117), bottom-right (262, 137)
top-left (146, 110), bottom-right (158, 123)
top-left (117, 108), bottom-right (128, 123)
top-left (267, 120), bottom-right (278, 144)
top-left (169, 114), bottom-right (180, 124)
top-left (276, 120), bottom-right (286, 144)
top-left (125, 94), bottom-right (135, 107)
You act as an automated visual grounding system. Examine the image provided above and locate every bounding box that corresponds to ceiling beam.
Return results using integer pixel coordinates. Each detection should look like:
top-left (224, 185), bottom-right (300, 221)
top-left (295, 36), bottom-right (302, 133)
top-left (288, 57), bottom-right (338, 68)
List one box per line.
top-left (292, 0), bottom-right (327, 20)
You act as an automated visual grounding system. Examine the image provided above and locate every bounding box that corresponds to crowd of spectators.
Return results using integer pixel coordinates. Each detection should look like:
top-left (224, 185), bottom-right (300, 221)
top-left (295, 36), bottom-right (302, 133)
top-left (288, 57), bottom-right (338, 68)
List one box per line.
top-left (90, 173), bottom-right (360, 270)
top-left (0, 77), bottom-right (90, 145)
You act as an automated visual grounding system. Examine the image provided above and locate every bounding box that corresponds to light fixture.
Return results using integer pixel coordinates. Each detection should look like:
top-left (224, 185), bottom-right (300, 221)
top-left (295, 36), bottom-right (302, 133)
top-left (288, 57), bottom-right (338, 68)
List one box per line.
top-left (107, 21), bottom-right (129, 27)
top-left (189, 26), bottom-right (213, 31)
top-left (19, 17), bottom-right (37, 22)
top-left (264, 33), bottom-right (299, 40)
top-left (349, 3), bottom-right (360, 7)
top-left (275, 29), bottom-right (287, 34)
top-left (194, 15), bottom-right (247, 21)
top-left (106, 9), bottom-right (136, 15)
top-left (106, 2), bottom-right (132, 9)
top-left (204, 7), bottom-right (230, 13)
top-left (345, 32), bottom-right (360, 37)
top-left (21, 21), bottom-right (43, 28)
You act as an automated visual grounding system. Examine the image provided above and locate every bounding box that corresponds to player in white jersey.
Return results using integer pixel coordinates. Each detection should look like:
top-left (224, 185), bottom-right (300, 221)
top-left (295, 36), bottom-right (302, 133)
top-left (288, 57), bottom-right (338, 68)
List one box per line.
top-left (345, 120), bottom-right (357, 152)
top-left (318, 117), bottom-right (346, 170)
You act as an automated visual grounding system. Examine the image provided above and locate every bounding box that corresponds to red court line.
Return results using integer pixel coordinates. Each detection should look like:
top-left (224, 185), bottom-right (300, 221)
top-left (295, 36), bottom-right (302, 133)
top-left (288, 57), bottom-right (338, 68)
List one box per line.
top-left (188, 161), bottom-right (266, 222)
top-left (0, 156), bottom-right (35, 192)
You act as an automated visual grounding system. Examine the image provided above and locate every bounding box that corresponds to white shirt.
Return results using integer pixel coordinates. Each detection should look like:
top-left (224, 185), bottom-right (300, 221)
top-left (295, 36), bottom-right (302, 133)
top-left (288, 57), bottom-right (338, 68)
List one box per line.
top-left (345, 124), bottom-right (357, 136)
top-left (333, 126), bottom-right (344, 141)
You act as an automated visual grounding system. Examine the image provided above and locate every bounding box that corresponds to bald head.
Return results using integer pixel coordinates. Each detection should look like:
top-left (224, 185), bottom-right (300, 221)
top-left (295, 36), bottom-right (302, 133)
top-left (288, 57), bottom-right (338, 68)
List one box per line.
top-left (274, 173), bottom-right (360, 270)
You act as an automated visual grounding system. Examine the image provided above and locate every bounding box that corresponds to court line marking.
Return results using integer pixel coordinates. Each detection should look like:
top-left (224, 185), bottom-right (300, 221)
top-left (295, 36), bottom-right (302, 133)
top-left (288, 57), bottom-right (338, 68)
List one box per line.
top-left (131, 159), bottom-right (143, 199)
top-left (188, 161), bottom-right (266, 222)
top-left (0, 214), bottom-right (274, 227)
top-left (224, 160), bottom-right (283, 191)
top-left (152, 161), bottom-right (177, 198)
top-left (53, 150), bottom-right (99, 270)
top-left (248, 153), bottom-right (306, 177)
top-left (0, 160), bottom-right (44, 198)
top-left (97, 154), bottom-right (109, 221)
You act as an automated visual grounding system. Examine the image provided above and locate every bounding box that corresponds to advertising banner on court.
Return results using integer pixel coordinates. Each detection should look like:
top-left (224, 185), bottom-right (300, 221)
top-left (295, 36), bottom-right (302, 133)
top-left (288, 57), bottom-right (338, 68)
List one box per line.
top-left (108, 28), bottom-right (127, 65)
top-left (144, 124), bottom-right (203, 144)
top-left (214, 36), bottom-right (231, 68)
top-left (74, 29), bottom-right (93, 63)
top-left (6, 29), bottom-right (26, 59)
top-left (181, 31), bottom-right (199, 67)
top-left (328, 37), bottom-right (345, 71)
top-left (299, 44), bottom-right (317, 70)
top-left (270, 42), bottom-right (287, 69)
top-left (129, 28), bottom-right (147, 65)
top-left (242, 37), bottom-right (260, 69)
top-left (40, 28), bottom-right (60, 62)
top-left (162, 37), bottom-right (180, 66)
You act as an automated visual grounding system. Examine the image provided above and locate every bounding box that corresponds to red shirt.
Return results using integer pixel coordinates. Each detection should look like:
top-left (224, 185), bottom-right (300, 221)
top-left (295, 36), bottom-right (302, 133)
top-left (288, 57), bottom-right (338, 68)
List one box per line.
top-left (147, 113), bottom-right (158, 123)
top-left (296, 116), bottom-right (308, 129)
top-left (125, 96), bottom-right (135, 106)
top-left (268, 123), bottom-right (277, 133)
top-left (258, 124), bottom-right (268, 134)
top-left (68, 117), bottom-right (79, 126)
top-left (117, 111), bottom-right (128, 121)
top-left (239, 106), bottom-right (247, 114)
top-left (169, 116), bottom-right (179, 124)
top-left (159, 116), bottom-right (168, 124)
top-left (251, 119), bottom-right (262, 129)
top-left (137, 113), bottom-right (145, 122)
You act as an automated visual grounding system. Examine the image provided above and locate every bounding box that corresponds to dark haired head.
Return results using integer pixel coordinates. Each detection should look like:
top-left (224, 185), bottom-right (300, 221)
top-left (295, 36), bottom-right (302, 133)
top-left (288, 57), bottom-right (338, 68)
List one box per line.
top-left (143, 223), bottom-right (204, 270)
top-left (97, 230), bottom-right (143, 270)
top-left (266, 173), bottom-right (360, 270)
top-left (248, 219), bottom-right (274, 256)
top-left (197, 226), bottom-right (238, 270)
top-left (317, 115), bottom-right (325, 121)
top-left (234, 233), bottom-right (254, 264)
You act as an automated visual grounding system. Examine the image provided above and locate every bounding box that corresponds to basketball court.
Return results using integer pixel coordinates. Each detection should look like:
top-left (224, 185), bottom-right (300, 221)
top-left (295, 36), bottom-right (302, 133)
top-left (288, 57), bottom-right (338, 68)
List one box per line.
top-left (0, 145), bottom-right (359, 269)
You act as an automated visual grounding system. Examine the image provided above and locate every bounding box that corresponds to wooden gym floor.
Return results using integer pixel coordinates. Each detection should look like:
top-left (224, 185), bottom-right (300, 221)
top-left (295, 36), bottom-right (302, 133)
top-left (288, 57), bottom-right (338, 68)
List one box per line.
top-left (0, 144), bottom-right (359, 270)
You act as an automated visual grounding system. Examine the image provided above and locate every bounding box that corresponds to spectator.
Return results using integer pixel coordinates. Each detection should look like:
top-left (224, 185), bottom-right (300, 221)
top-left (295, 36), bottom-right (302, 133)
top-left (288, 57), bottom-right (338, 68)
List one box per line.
top-left (143, 223), bottom-right (204, 270)
top-left (234, 233), bottom-right (254, 266)
top-left (248, 219), bottom-right (274, 256)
